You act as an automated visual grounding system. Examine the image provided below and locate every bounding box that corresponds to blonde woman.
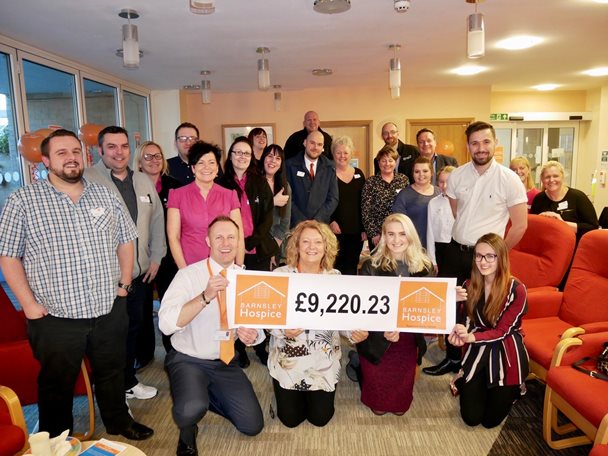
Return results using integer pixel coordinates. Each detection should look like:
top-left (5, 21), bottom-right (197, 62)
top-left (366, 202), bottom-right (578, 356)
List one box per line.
top-left (354, 214), bottom-right (433, 416)
top-left (509, 156), bottom-right (539, 211)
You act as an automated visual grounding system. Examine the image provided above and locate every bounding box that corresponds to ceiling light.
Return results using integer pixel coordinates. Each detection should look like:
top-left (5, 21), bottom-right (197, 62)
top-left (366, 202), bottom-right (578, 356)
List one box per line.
top-left (583, 67), bottom-right (608, 77)
top-left (533, 84), bottom-right (560, 91)
top-left (273, 85), bottom-right (282, 112)
top-left (394, 0), bottom-right (411, 12)
top-left (200, 71), bottom-right (211, 104)
top-left (313, 0), bottom-right (351, 14)
top-left (257, 47), bottom-right (270, 90)
top-left (118, 9), bottom-right (140, 69)
top-left (190, 0), bottom-right (215, 14)
top-left (466, 1), bottom-right (485, 59)
top-left (389, 44), bottom-right (401, 100)
top-left (312, 68), bottom-right (333, 76)
top-left (451, 65), bottom-right (486, 76)
top-left (594, 0), bottom-right (608, 4)
top-left (496, 35), bottom-right (543, 50)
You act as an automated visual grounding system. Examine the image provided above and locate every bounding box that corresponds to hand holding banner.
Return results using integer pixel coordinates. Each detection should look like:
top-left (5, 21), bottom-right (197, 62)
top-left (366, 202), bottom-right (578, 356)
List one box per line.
top-left (226, 270), bottom-right (456, 334)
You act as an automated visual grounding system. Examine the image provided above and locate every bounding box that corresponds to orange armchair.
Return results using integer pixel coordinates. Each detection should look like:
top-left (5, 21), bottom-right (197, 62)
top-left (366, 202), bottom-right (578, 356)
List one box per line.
top-left (543, 332), bottom-right (608, 450)
top-left (0, 284), bottom-right (94, 440)
top-left (522, 230), bottom-right (608, 380)
top-left (509, 214), bottom-right (576, 291)
top-left (0, 385), bottom-right (27, 456)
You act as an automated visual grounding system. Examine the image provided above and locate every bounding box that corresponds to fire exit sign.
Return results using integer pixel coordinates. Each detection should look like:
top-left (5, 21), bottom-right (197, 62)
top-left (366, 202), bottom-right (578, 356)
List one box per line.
top-left (490, 113), bottom-right (509, 121)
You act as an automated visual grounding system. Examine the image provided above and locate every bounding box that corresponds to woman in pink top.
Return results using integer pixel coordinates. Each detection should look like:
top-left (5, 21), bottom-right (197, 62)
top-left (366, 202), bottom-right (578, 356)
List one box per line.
top-left (510, 156), bottom-right (540, 212)
top-left (167, 141), bottom-right (244, 268)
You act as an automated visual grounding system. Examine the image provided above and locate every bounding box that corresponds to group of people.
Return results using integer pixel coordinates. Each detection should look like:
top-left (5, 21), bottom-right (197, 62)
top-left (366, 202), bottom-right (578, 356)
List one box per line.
top-left (0, 111), bottom-right (600, 456)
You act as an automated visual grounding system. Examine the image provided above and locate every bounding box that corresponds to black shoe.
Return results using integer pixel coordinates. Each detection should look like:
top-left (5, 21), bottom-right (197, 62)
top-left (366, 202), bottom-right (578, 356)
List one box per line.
top-left (345, 350), bottom-right (360, 382)
top-left (238, 352), bottom-right (250, 368)
top-left (422, 359), bottom-right (461, 376)
top-left (107, 421), bottom-right (154, 440)
top-left (176, 440), bottom-right (198, 456)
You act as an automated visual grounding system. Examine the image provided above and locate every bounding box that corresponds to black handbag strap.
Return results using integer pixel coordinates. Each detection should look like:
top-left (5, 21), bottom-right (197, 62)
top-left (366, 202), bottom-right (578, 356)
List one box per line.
top-left (572, 356), bottom-right (608, 381)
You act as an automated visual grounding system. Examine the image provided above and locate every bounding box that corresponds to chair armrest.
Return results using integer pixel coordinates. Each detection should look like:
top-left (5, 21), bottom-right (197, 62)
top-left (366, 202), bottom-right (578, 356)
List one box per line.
top-left (580, 321), bottom-right (608, 334)
top-left (551, 331), bottom-right (608, 367)
top-left (525, 290), bottom-right (563, 319)
top-left (0, 385), bottom-right (27, 438)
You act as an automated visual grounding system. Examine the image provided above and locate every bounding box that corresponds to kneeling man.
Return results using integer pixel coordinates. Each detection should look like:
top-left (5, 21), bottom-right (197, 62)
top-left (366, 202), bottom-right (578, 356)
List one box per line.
top-left (159, 216), bottom-right (264, 456)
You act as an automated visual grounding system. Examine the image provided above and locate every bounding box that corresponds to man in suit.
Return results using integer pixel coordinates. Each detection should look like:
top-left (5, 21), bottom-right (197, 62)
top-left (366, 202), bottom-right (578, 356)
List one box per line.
top-left (284, 111), bottom-right (333, 161)
top-left (286, 130), bottom-right (338, 227)
top-left (373, 122), bottom-right (419, 181)
top-left (416, 128), bottom-right (458, 184)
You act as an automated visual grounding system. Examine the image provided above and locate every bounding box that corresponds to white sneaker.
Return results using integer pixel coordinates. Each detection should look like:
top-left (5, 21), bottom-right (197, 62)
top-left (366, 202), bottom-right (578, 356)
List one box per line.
top-left (125, 382), bottom-right (157, 400)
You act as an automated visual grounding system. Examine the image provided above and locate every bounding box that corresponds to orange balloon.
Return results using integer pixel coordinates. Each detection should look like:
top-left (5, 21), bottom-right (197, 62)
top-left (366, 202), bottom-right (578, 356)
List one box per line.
top-left (34, 128), bottom-right (54, 139)
top-left (436, 139), bottom-right (455, 156)
top-left (18, 133), bottom-right (44, 163)
top-left (79, 123), bottom-right (104, 147)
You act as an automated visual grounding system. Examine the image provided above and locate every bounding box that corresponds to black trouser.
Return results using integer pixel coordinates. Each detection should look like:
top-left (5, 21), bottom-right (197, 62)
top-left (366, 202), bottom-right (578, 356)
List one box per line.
top-left (27, 298), bottom-right (132, 436)
top-left (272, 378), bottom-right (335, 428)
top-left (442, 240), bottom-right (475, 361)
top-left (458, 369), bottom-right (521, 428)
top-left (125, 274), bottom-right (151, 389)
top-left (335, 233), bottom-right (364, 275)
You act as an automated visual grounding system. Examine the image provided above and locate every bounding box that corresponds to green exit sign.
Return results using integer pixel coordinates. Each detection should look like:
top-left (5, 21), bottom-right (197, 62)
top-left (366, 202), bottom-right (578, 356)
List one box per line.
top-left (490, 113), bottom-right (509, 121)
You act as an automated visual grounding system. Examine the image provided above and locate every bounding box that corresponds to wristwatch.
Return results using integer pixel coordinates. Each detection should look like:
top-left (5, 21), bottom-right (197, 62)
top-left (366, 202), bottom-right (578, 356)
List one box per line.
top-left (118, 282), bottom-right (133, 293)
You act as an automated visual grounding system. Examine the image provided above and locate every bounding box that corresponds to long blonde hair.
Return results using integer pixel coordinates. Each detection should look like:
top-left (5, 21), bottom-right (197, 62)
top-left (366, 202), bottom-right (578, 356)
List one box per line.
top-left (466, 233), bottom-right (513, 327)
top-left (510, 156), bottom-right (535, 191)
top-left (285, 220), bottom-right (338, 272)
top-left (370, 213), bottom-right (432, 273)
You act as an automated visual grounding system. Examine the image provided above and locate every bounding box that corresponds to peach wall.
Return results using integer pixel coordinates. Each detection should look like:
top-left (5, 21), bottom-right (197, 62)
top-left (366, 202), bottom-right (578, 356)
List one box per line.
top-left (491, 91), bottom-right (588, 113)
top-left (179, 85), bottom-right (491, 153)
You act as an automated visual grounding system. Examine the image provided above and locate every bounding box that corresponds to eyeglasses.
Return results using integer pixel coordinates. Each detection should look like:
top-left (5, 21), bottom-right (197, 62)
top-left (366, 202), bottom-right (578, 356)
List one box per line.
top-left (176, 136), bottom-right (198, 143)
top-left (232, 150), bottom-right (252, 158)
top-left (474, 253), bottom-right (498, 263)
top-left (143, 153), bottom-right (163, 161)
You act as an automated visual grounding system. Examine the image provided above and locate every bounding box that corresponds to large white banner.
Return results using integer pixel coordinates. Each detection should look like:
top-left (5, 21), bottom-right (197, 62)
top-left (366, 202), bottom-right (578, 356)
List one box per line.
top-left (226, 270), bottom-right (457, 333)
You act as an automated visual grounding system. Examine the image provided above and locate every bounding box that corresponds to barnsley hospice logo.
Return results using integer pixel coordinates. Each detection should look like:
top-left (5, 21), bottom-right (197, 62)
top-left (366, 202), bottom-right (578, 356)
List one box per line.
top-left (234, 275), bottom-right (289, 326)
top-left (397, 281), bottom-right (447, 330)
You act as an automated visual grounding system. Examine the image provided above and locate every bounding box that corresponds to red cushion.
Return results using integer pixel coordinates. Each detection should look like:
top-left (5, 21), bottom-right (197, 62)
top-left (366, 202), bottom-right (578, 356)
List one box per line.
top-left (591, 444), bottom-right (608, 456)
top-left (547, 365), bottom-right (608, 429)
top-left (0, 286), bottom-right (27, 344)
top-left (522, 317), bottom-right (572, 369)
top-left (561, 230), bottom-right (608, 326)
top-left (510, 215), bottom-right (575, 289)
top-left (0, 424), bottom-right (26, 456)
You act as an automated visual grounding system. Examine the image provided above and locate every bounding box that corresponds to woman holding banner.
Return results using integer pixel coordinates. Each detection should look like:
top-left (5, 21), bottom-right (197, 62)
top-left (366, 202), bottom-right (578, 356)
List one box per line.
top-left (355, 213), bottom-right (433, 416)
top-left (448, 233), bottom-right (528, 428)
top-left (268, 220), bottom-right (364, 427)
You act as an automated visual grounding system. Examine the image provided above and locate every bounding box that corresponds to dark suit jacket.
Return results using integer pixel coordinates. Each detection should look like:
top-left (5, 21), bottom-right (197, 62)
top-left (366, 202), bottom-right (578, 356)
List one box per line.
top-left (373, 140), bottom-right (419, 182)
top-left (431, 154), bottom-right (458, 185)
top-left (286, 153), bottom-right (339, 227)
top-left (284, 127), bottom-right (333, 161)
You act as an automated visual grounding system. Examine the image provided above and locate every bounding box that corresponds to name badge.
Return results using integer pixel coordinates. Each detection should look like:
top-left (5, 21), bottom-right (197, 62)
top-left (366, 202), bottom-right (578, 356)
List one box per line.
top-left (557, 201), bottom-right (568, 211)
top-left (214, 330), bottom-right (232, 341)
top-left (91, 207), bottom-right (105, 217)
top-left (354, 174), bottom-right (361, 179)
top-left (139, 195), bottom-right (152, 204)
top-left (296, 171), bottom-right (306, 177)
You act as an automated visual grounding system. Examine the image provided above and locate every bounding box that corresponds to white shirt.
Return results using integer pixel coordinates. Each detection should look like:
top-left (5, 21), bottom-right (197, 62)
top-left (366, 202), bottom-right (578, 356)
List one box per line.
top-left (304, 155), bottom-right (318, 177)
top-left (446, 159), bottom-right (527, 246)
top-left (159, 258), bottom-right (264, 360)
top-left (426, 193), bottom-right (455, 265)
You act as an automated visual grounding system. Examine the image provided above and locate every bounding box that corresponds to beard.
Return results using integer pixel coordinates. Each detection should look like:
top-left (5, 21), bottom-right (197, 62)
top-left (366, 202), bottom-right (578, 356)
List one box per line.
top-left (472, 152), bottom-right (493, 166)
top-left (50, 165), bottom-right (83, 184)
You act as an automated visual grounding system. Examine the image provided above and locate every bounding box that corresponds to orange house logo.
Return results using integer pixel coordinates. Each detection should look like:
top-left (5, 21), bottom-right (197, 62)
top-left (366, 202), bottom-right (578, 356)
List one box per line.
top-left (234, 275), bottom-right (289, 326)
top-left (396, 281), bottom-right (447, 330)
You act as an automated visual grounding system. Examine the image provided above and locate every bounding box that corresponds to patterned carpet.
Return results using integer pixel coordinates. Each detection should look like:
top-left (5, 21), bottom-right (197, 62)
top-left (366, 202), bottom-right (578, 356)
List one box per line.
top-left (21, 335), bottom-right (593, 456)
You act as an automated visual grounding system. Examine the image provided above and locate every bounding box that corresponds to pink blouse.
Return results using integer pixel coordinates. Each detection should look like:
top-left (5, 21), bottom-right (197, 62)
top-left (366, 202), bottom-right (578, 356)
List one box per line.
top-left (168, 182), bottom-right (240, 265)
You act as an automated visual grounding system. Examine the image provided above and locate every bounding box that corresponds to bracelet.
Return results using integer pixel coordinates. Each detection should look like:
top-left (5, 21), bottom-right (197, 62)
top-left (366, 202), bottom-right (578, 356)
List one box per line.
top-left (200, 291), bottom-right (210, 306)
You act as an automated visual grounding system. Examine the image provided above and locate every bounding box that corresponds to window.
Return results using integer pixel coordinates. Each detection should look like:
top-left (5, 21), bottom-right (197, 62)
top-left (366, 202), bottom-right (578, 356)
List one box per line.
top-left (0, 51), bottom-right (22, 211)
top-left (123, 90), bottom-right (149, 162)
top-left (83, 78), bottom-right (119, 164)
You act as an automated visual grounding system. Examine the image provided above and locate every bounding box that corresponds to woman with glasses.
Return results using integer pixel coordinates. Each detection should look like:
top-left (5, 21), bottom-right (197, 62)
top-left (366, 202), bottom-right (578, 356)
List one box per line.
top-left (248, 127), bottom-right (268, 162)
top-left (218, 137), bottom-right (278, 368)
top-left (167, 141), bottom-right (244, 269)
top-left (258, 144), bottom-right (291, 269)
top-left (448, 233), bottom-right (528, 428)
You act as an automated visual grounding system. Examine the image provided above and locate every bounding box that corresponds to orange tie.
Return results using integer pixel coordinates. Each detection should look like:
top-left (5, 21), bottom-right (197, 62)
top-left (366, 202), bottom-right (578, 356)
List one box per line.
top-left (217, 269), bottom-right (235, 364)
top-left (309, 163), bottom-right (315, 181)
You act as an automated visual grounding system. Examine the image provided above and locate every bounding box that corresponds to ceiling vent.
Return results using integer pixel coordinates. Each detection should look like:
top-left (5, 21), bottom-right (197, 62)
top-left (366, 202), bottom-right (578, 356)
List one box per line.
top-left (313, 0), bottom-right (351, 14)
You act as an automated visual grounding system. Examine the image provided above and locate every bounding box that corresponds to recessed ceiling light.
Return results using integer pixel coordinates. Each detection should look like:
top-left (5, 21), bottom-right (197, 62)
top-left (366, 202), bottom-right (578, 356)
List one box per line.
top-left (312, 68), bottom-right (333, 76)
top-left (496, 35), bottom-right (543, 50)
top-left (533, 84), bottom-right (560, 91)
top-left (583, 67), bottom-right (608, 77)
top-left (451, 65), bottom-right (486, 76)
